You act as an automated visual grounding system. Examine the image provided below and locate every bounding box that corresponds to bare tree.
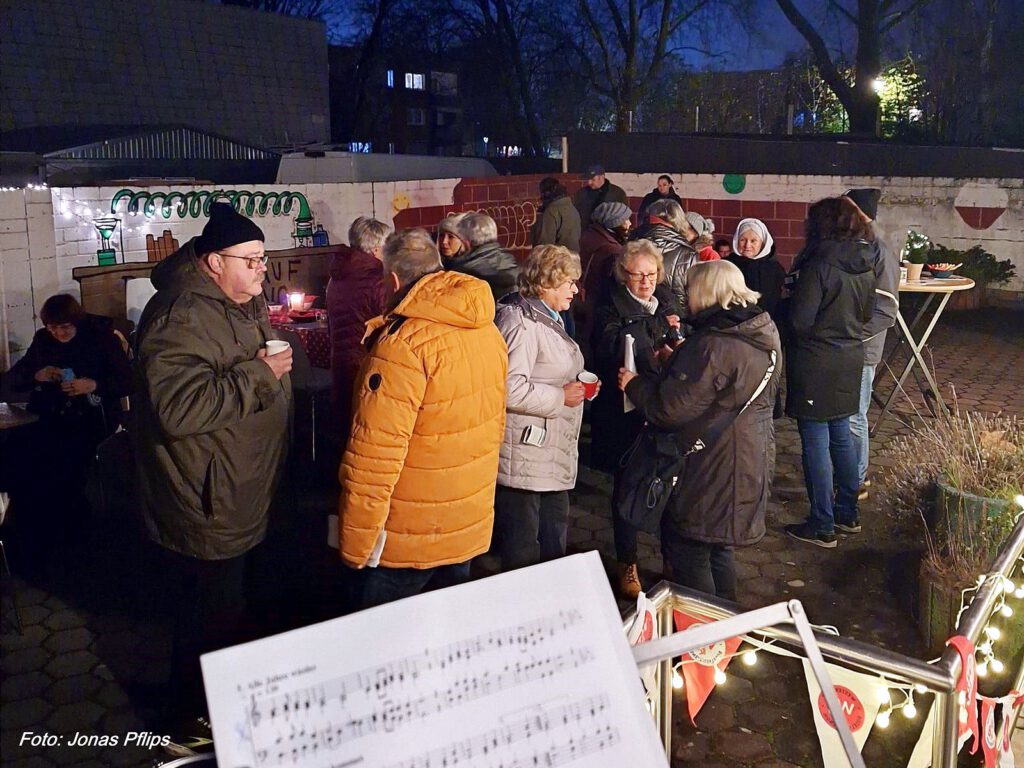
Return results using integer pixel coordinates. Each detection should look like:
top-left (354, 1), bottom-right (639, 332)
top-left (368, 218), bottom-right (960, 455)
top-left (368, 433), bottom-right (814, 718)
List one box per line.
top-left (774, 0), bottom-right (932, 135)
top-left (573, 0), bottom-right (712, 132)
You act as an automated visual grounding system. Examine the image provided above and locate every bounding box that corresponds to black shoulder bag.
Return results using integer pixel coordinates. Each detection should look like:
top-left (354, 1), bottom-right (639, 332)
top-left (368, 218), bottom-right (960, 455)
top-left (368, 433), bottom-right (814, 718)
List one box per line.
top-left (614, 349), bottom-right (777, 534)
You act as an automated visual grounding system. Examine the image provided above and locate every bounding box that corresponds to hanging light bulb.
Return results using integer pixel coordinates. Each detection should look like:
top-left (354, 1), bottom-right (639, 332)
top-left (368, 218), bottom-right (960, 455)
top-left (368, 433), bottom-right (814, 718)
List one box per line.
top-left (991, 658), bottom-right (1004, 674)
top-left (878, 687), bottom-right (892, 704)
top-left (977, 661), bottom-right (989, 678)
top-left (985, 626), bottom-right (1002, 641)
top-left (904, 701), bottom-right (918, 719)
top-left (1015, 587), bottom-right (1024, 600)
top-left (1001, 604), bottom-right (1013, 618)
top-left (980, 641), bottom-right (993, 655)
top-left (876, 710), bottom-right (891, 729)
top-left (1003, 578), bottom-right (1016, 594)
top-left (713, 669), bottom-right (727, 686)
top-left (914, 684), bottom-right (928, 694)
top-left (742, 651), bottom-right (758, 666)
top-left (672, 671), bottom-right (683, 689)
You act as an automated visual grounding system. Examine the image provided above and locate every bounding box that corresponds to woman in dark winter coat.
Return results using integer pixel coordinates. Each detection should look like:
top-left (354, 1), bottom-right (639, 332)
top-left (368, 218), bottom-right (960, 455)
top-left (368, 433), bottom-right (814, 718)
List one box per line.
top-left (590, 240), bottom-right (682, 599)
top-left (783, 197), bottom-right (876, 549)
top-left (726, 218), bottom-right (786, 320)
top-left (577, 201), bottom-right (632, 342)
top-left (618, 261), bottom-right (781, 600)
top-left (326, 216), bottom-right (389, 445)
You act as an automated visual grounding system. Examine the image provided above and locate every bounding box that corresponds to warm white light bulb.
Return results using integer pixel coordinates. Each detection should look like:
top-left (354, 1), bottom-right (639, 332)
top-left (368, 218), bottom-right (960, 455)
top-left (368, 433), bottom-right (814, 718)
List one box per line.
top-left (877, 687), bottom-right (891, 704)
top-left (1001, 604), bottom-right (1013, 618)
top-left (904, 702), bottom-right (917, 719)
top-left (986, 626), bottom-right (1002, 640)
top-left (713, 669), bottom-right (727, 685)
top-left (978, 662), bottom-right (989, 677)
top-left (914, 684), bottom-right (927, 694)
top-left (991, 658), bottom-right (1004, 674)
top-left (672, 671), bottom-right (683, 689)
top-left (742, 651), bottom-right (758, 666)
top-left (1015, 588), bottom-right (1024, 599)
top-left (1004, 578), bottom-right (1016, 594)
top-left (876, 711), bottom-right (891, 728)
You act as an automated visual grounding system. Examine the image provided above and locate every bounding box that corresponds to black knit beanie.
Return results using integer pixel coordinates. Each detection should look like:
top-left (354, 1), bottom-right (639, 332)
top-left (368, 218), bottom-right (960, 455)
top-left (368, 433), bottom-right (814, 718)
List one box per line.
top-left (196, 202), bottom-right (265, 255)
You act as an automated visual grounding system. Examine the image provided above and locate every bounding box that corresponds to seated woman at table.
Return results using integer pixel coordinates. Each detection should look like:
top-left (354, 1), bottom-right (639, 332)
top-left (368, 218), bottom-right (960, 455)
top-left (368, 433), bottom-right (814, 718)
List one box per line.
top-left (3, 294), bottom-right (132, 558)
top-left (783, 198), bottom-right (875, 549)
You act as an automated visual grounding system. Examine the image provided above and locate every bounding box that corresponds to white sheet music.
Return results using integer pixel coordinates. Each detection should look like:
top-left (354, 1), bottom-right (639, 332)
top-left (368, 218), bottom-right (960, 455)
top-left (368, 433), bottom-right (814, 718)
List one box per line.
top-left (201, 551), bottom-right (667, 768)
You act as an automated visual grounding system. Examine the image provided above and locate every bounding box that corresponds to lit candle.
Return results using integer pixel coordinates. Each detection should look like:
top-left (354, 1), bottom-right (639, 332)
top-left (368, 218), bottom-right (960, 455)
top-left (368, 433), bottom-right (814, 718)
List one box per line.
top-left (288, 291), bottom-right (305, 311)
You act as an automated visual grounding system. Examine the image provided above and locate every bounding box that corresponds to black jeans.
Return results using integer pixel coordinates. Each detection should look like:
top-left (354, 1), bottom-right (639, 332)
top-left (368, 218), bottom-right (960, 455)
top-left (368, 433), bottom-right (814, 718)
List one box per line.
top-left (611, 468), bottom-right (638, 564)
top-left (493, 485), bottom-right (569, 571)
top-left (361, 561), bottom-right (472, 609)
top-left (163, 546), bottom-right (249, 725)
top-left (661, 526), bottom-right (736, 601)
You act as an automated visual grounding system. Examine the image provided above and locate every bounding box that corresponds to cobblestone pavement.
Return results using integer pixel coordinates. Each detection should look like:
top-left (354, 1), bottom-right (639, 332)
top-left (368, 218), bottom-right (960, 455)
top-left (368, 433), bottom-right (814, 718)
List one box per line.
top-left (2, 307), bottom-right (1022, 767)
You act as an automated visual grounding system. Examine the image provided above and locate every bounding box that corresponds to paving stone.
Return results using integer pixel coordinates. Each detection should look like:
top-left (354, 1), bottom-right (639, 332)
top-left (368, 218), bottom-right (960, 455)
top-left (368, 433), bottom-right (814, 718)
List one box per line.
top-left (46, 673), bottom-right (103, 705)
top-left (43, 610), bottom-right (87, 632)
top-left (713, 674), bottom-right (755, 705)
top-left (3, 671), bottom-right (50, 701)
top-left (43, 627), bottom-right (93, 654)
top-left (1, 623), bottom-right (49, 652)
top-left (0, 697), bottom-right (53, 730)
top-left (44, 651), bottom-right (96, 679)
top-left (737, 701), bottom-right (790, 732)
top-left (671, 731), bottom-right (710, 761)
top-left (693, 699), bottom-right (735, 732)
top-left (713, 729), bottom-right (773, 761)
top-left (45, 700), bottom-right (105, 733)
top-left (17, 604), bottom-right (51, 626)
top-left (3, 647), bottom-right (51, 675)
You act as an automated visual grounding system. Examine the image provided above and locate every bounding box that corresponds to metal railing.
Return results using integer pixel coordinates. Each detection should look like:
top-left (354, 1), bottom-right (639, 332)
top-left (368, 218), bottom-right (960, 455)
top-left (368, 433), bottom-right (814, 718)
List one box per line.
top-left (624, 511), bottom-right (1024, 765)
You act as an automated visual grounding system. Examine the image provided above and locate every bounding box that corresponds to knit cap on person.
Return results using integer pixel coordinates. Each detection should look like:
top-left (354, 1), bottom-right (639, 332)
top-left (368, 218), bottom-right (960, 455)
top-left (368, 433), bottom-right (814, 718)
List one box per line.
top-left (437, 213), bottom-right (467, 237)
top-left (844, 188), bottom-right (881, 221)
top-left (591, 201), bottom-right (632, 229)
top-left (685, 211), bottom-right (714, 237)
top-left (196, 202), bottom-right (265, 255)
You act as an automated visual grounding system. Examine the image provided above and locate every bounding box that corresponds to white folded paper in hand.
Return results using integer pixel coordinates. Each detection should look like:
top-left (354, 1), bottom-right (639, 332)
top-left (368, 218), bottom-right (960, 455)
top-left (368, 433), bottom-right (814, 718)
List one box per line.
top-left (367, 528), bottom-right (387, 567)
top-left (624, 333), bottom-right (636, 413)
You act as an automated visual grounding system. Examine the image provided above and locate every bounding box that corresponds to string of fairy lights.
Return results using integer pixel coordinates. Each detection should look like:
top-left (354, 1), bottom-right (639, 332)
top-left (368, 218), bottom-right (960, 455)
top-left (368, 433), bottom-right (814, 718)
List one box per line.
top-left (660, 494), bottom-right (1024, 735)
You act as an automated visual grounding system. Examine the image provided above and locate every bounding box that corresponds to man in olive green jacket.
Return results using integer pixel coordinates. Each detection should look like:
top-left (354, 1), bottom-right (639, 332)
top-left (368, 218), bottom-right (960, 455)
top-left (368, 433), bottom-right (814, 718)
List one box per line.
top-left (134, 203), bottom-right (291, 749)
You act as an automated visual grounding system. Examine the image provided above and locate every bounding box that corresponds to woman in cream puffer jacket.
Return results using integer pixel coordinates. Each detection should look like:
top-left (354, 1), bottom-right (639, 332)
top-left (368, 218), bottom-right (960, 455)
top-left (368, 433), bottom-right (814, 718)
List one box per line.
top-left (494, 245), bottom-right (592, 570)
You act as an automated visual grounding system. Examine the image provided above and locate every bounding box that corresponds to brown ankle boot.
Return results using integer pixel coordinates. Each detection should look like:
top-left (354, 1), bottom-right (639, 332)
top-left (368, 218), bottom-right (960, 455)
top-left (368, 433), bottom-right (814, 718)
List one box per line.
top-left (619, 563), bottom-right (642, 600)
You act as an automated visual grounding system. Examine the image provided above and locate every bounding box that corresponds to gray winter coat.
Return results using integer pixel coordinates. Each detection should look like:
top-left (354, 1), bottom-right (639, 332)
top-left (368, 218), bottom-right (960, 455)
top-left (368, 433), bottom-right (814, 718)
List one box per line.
top-left (862, 230), bottom-right (900, 366)
top-left (495, 294), bottom-right (585, 492)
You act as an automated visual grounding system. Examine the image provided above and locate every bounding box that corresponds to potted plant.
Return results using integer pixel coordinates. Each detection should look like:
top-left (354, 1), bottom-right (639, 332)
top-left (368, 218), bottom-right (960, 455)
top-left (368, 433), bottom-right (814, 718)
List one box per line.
top-left (900, 229), bottom-right (931, 281)
top-left (883, 404), bottom-right (1024, 654)
top-left (928, 244), bottom-right (1018, 310)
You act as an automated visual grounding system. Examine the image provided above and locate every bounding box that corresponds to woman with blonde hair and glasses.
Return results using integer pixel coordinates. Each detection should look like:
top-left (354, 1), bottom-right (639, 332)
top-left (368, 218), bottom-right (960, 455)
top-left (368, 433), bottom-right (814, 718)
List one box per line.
top-left (590, 240), bottom-right (682, 598)
top-left (618, 260), bottom-right (781, 600)
top-left (494, 245), bottom-right (594, 570)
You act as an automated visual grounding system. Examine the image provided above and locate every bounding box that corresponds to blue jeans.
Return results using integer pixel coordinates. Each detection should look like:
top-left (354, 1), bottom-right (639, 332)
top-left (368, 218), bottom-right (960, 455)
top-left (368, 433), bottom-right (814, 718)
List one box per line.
top-left (797, 417), bottom-right (859, 535)
top-left (849, 365), bottom-right (876, 485)
top-left (361, 561), bottom-right (472, 609)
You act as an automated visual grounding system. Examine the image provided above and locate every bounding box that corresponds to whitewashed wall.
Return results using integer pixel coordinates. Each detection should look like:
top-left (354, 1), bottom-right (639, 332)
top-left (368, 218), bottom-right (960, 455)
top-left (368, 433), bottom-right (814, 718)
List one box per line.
top-left (2, 174), bottom-right (1021, 369)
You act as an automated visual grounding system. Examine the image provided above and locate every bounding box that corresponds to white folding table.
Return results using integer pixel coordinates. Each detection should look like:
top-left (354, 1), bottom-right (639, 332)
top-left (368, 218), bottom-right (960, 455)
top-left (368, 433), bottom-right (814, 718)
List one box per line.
top-left (870, 276), bottom-right (975, 436)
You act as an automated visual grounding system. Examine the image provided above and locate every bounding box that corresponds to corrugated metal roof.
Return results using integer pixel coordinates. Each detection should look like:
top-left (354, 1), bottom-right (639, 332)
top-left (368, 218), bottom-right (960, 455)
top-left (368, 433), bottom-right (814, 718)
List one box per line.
top-left (39, 126), bottom-right (278, 161)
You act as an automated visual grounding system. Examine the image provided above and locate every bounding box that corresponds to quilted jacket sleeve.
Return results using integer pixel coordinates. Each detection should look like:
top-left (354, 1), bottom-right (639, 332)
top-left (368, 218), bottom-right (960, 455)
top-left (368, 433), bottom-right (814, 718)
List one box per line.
top-left (499, 310), bottom-right (564, 418)
top-left (625, 338), bottom-right (721, 430)
top-left (338, 333), bottom-right (427, 567)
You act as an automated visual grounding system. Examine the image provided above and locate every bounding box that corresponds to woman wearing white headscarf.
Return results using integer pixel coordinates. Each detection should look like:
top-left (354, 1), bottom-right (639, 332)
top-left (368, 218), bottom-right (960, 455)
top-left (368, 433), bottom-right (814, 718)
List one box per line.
top-left (725, 218), bottom-right (786, 320)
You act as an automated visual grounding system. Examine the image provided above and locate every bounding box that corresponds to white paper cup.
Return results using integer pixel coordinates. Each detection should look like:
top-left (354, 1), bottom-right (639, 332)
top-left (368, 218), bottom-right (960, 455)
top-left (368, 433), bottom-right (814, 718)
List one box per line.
top-left (265, 340), bottom-right (290, 356)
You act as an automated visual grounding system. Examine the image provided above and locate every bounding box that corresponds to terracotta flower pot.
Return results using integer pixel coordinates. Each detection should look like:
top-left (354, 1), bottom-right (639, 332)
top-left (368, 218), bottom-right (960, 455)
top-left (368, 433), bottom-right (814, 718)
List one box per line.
top-left (906, 262), bottom-right (925, 282)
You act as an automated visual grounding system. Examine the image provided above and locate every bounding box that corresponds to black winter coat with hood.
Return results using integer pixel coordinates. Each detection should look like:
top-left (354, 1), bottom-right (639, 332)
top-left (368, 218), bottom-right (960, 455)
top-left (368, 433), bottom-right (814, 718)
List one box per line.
top-left (625, 304), bottom-right (781, 546)
top-left (784, 239), bottom-right (876, 421)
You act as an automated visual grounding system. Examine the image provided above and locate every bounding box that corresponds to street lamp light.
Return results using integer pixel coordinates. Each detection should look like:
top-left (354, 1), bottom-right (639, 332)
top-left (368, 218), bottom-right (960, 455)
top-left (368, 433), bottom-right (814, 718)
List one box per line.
top-left (872, 78), bottom-right (886, 94)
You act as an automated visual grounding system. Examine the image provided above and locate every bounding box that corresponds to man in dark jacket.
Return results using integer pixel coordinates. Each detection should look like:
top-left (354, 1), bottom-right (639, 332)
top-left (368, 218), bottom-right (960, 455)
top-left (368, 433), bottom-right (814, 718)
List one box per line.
top-left (573, 164), bottom-right (628, 230)
top-left (134, 203), bottom-right (292, 749)
top-left (451, 212), bottom-right (520, 301)
top-left (327, 216), bottom-right (389, 446)
top-left (844, 188), bottom-right (899, 498)
top-left (637, 174), bottom-right (683, 222)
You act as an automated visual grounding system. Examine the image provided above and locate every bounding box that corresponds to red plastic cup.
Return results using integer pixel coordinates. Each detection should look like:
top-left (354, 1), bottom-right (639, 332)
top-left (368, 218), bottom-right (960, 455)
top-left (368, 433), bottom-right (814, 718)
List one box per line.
top-left (578, 371), bottom-right (599, 400)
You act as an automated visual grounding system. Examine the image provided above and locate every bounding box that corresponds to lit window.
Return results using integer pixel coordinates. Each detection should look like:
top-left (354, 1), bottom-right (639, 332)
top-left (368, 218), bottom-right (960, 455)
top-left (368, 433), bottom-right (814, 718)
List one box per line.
top-left (405, 73), bottom-right (424, 90)
top-left (386, 70), bottom-right (394, 88)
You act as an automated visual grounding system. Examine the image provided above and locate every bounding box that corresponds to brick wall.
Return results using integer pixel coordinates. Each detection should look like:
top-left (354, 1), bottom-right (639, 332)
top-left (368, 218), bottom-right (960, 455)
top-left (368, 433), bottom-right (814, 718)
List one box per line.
top-left (0, 0), bottom-right (329, 146)
top-left (2, 172), bottom-right (1021, 368)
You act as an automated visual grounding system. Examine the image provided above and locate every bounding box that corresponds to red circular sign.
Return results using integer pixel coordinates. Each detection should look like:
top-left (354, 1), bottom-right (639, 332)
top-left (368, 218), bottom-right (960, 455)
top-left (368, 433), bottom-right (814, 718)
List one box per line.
top-left (817, 686), bottom-right (866, 732)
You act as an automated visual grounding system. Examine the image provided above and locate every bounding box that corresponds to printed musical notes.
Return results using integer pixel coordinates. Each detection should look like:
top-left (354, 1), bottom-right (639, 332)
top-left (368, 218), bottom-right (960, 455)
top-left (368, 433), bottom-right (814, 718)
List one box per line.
top-left (201, 552), bottom-right (668, 768)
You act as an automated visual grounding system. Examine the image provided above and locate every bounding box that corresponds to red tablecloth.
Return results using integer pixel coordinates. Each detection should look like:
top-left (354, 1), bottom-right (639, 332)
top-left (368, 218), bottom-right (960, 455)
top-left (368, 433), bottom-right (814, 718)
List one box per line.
top-left (271, 320), bottom-right (330, 369)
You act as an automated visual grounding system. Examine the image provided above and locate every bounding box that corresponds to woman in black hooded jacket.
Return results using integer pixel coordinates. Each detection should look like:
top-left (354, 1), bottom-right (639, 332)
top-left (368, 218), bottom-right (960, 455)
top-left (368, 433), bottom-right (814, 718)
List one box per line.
top-left (783, 197), bottom-right (876, 549)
